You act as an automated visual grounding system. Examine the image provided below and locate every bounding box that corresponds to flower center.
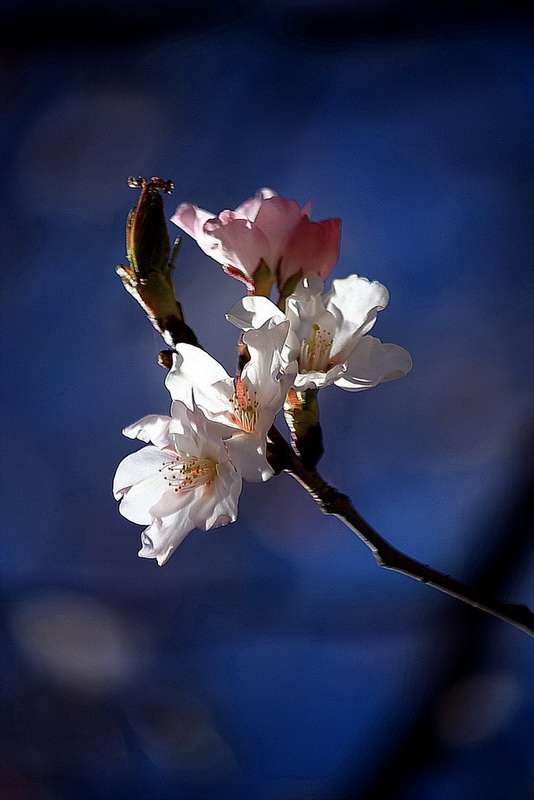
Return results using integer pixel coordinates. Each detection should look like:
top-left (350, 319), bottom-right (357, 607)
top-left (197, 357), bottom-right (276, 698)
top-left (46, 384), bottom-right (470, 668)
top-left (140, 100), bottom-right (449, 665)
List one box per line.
top-left (159, 455), bottom-right (216, 492)
top-left (231, 379), bottom-right (259, 433)
top-left (299, 323), bottom-right (333, 372)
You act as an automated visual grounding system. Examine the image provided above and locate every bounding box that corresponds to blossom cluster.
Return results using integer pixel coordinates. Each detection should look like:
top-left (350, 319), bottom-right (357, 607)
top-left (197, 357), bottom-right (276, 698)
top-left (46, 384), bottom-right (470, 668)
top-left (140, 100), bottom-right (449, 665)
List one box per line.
top-left (114, 188), bottom-right (412, 564)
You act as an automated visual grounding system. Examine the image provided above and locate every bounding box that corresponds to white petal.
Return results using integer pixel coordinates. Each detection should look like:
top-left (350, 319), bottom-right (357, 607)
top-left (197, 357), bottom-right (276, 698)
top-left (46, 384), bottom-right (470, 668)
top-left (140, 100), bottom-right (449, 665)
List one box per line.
top-left (190, 463), bottom-right (242, 530)
top-left (138, 504), bottom-right (194, 566)
top-left (325, 275), bottom-right (389, 360)
top-left (113, 446), bottom-right (170, 501)
top-left (241, 319), bottom-right (289, 402)
top-left (122, 415), bottom-right (173, 448)
top-left (301, 273), bottom-right (325, 295)
top-left (168, 402), bottom-right (205, 457)
top-left (165, 345), bottom-right (234, 417)
top-left (147, 484), bottom-right (194, 519)
top-left (334, 335), bottom-right (412, 391)
top-left (293, 362), bottom-right (345, 391)
top-left (195, 407), bottom-right (242, 444)
top-left (254, 360), bottom-right (298, 436)
top-left (226, 295), bottom-right (285, 331)
top-left (115, 450), bottom-right (172, 523)
top-left (285, 276), bottom-right (327, 330)
top-left (225, 432), bottom-right (273, 482)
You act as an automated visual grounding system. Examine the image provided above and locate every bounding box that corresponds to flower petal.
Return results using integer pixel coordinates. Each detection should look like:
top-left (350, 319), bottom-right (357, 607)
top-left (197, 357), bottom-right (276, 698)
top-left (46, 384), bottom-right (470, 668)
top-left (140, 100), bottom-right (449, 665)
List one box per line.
top-left (122, 414), bottom-right (173, 448)
top-left (326, 275), bottom-right (390, 361)
top-left (114, 448), bottom-right (173, 523)
top-left (334, 335), bottom-right (413, 391)
top-left (166, 402), bottom-right (207, 457)
top-left (285, 274), bottom-right (327, 327)
top-left (202, 217), bottom-right (270, 277)
top-left (253, 195), bottom-right (305, 266)
top-left (234, 187), bottom-right (278, 221)
top-left (138, 501), bottom-right (194, 566)
top-left (293, 362), bottom-right (345, 391)
top-left (165, 345), bottom-right (234, 418)
top-left (225, 432), bottom-right (273, 482)
top-left (171, 203), bottom-right (217, 242)
top-left (148, 484), bottom-right (195, 518)
top-left (226, 295), bottom-right (285, 332)
top-left (113, 446), bottom-right (170, 500)
top-left (241, 319), bottom-right (290, 408)
top-left (279, 216), bottom-right (341, 285)
top-left (190, 461), bottom-right (242, 530)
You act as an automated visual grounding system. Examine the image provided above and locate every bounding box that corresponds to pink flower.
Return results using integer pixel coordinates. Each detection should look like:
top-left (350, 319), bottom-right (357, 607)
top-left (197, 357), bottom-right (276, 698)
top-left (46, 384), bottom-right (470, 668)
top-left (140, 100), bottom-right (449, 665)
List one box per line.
top-left (171, 188), bottom-right (341, 293)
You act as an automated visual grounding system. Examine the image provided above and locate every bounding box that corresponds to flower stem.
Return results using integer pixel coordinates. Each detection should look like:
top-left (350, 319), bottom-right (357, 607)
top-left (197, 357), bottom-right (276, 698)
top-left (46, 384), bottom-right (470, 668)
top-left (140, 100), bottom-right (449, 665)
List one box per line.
top-left (283, 388), bottom-right (324, 469)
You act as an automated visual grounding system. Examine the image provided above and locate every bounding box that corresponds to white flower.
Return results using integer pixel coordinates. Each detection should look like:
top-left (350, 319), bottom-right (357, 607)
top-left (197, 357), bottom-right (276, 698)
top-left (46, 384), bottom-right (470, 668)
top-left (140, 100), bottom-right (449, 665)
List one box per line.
top-left (113, 405), bottom-right (242, 566)
top-left (226, 274), bottom-right (412, 392)
top-left (165, 319), bottom-right (295, 482)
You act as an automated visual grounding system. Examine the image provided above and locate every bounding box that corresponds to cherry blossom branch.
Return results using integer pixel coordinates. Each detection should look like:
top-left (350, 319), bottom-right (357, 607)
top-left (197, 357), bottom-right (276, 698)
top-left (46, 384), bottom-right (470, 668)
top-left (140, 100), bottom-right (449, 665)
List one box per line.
top-left (118, 177), bottom-right (534, 637)
top-left (267, 425), bottom-right (534, 637)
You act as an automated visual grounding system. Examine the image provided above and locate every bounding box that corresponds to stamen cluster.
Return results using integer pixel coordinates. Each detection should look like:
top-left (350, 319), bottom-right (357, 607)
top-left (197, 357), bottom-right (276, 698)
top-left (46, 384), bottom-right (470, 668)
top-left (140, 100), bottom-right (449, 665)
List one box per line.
top-left (159, 455), bottom-right (216, 491)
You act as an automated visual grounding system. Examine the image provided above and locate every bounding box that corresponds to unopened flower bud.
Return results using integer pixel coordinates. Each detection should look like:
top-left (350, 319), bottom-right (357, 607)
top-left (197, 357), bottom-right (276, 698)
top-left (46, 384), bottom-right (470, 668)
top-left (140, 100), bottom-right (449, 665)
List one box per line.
top-left (126, 176), bottom-right (174, 279)
top-left (117, 177), bottom-right (200, 349)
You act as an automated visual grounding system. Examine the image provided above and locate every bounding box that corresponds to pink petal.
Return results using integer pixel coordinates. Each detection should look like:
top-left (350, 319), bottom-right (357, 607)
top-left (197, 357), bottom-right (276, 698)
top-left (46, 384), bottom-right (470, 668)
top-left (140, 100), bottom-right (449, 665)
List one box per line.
top-left (279, 216), bottom-right (341, 286)
top-left (253, 196), bottom-right (305, 266)
top-left (221, 264), bottom-right (256, 292)
top-left (171, 202), bottom-right (215, 240)
top-left (202, 217), bottom-right (271, 277)
top-left (234, 187), bottom-right (278, 221)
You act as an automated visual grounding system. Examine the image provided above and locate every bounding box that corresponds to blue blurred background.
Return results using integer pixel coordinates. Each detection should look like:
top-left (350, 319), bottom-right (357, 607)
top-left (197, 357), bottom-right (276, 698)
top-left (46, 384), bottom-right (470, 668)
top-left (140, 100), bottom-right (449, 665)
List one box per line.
top-left (1, 1), bottom-right (534, 798)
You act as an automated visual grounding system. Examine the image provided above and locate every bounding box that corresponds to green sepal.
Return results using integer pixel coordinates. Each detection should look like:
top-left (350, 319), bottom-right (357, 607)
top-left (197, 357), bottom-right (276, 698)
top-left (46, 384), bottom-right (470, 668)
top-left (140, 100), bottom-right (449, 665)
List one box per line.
top-left (277, 270), bottom-right (303, 310)
top-left (253, 260), bottom-right (275, 297)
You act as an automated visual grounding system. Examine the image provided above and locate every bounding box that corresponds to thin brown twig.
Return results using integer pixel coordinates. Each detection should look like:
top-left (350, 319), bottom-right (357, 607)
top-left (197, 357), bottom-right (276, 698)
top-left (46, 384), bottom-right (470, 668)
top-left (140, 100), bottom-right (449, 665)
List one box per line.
top-left (267, 425), bottom-right (534, 637)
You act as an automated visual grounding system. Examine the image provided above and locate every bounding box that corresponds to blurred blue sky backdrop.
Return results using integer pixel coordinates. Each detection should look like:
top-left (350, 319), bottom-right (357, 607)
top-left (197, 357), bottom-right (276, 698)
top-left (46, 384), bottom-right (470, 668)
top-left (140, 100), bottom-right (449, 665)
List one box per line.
top-left (1, 2), bottom-right (534, 799)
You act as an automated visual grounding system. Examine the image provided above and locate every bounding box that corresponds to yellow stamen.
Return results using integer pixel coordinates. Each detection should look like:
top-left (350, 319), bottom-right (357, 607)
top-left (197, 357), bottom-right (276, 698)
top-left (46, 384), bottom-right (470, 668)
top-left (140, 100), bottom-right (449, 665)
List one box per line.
top-left (299, 323), bottom-right (333, 372)
top-left (231, 379), bottom-right (259, 433)
top-left (159, 456), bottom-right (216, 492)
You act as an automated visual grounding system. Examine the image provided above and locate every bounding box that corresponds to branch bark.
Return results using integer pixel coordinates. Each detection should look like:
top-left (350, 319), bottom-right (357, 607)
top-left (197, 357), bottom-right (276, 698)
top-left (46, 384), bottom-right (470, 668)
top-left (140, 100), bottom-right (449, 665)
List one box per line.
top-left (267, 425), bottom-right (534, 637)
